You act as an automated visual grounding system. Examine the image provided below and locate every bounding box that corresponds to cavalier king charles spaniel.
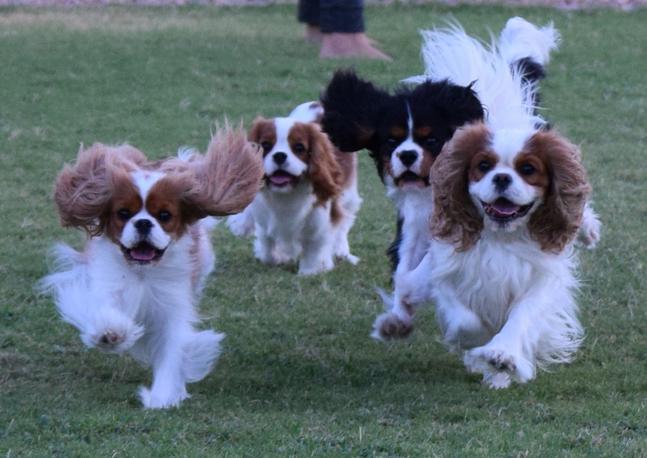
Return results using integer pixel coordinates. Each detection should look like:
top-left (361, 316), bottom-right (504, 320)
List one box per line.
top-left (392, 20), bottom-right (601, 388)
top-left (39, 127), bottom-right (263, 408)
top-left (227, 102), bottom-right (361, 275)
top-left (322, 17), bottom-right (590, 343)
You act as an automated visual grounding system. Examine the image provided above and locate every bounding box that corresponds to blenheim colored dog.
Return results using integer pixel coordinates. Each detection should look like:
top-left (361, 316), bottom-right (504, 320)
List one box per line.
top-left (227, 102), bottom-right (361, 275)
top-left (40, 127), bottom-right (263, 408)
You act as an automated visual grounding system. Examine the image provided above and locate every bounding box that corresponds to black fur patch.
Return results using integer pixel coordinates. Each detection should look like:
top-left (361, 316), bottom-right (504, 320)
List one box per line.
top-left (320, 69), bottom-right (484, 183)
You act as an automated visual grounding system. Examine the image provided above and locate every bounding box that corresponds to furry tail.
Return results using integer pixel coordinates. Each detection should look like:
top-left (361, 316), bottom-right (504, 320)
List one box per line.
top-left (191, 123), bottom-right (264, 217)
top-left (499, 17), bottom-right (559, 70)
top-left (289, 101), bottom-right (324, 123)
top-left (406, 20), bottom-right (542, 132)
top-left (499, 17), bottom-right (560, 115)
top-left (182, 330), bottom-right (225, 383)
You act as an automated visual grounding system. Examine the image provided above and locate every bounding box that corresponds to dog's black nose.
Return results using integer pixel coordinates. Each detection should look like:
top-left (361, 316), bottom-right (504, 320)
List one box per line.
top-left (134, 219), bottom-right (153, 235)
top-left (273, 152), bottom-right (287, 165)
top-left (493, 173), bottom-right (512, 192)
top-left (398, 150), bottom-right (418, 167)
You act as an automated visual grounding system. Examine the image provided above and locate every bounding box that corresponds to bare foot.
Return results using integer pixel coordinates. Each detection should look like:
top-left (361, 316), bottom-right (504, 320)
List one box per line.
top-left (304, 25), bottom-right (323, 44)
top-left (319, 33), bottom-right (391, 61)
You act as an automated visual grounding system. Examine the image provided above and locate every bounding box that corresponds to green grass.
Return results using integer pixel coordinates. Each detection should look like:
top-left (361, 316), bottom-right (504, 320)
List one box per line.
top-left (1, 4), bottom-right (646, 456)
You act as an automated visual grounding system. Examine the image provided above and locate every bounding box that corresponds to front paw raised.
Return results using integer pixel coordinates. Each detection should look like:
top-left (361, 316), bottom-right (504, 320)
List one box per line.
top-left (84, 322), bottom-right (143, 354)
top-left (464, 346), bottom-right (534, 389)
top-left (371, 312), bottom-right (413, 341)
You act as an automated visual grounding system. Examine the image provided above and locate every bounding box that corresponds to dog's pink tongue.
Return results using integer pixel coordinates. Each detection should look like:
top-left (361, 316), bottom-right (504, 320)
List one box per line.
top-left (492, 198), bottom-right (520, 215)
top-left (270, 174), bottom-right (292, 185)
top-left (130, 246), bottom-right (156, 261)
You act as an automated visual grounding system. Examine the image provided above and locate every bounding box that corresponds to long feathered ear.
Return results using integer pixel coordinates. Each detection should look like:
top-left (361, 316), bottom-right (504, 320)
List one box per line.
top-left (305, 123), bottom-right (342, 205)
top-left (526, 131), bottom-right (591, 252)
top-left (54, 143), bottom-right (146, 236)
top-left (248, 117), bottom-right (273, 144)
top-left (320, 69), bottom-right (391, 152)
top-left (431, 123), bottom-right (488, 251)
top-left (185, 124), bottom-right (263, 219)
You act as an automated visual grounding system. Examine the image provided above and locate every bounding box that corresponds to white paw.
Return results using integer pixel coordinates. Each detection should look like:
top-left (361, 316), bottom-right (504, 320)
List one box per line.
top-left (138, 386), bottom-right (190, 409)
top-left (254, 247), bottom-right (293, 266)
top-left (482, 370), bottom-right (512, 389)
top-left (464, 346), bottom-right (534, 387)
top-left (371, 312), bottom-right (413, 341)
top-left (298, 258), bottom-right (334, 276)
top-left (84, 322), bottom-right (143, 354)
top-left (343, 253), bottom-right (360, 265)
top-left (577, 205), bottom-right (601, 249)
top-left (226, 213), bottom-right (254, 238)
top-left (577, 220), bottom-right (601, 249)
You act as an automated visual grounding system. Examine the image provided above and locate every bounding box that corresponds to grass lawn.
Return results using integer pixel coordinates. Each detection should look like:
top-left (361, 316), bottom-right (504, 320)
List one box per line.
top-left (1, 4), bottom-right (646, 456)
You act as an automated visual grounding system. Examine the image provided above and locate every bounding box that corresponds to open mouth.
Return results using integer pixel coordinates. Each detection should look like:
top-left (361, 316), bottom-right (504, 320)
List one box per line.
top-left (120, 241), bottom-right (165, 264)
top-left (266, 171), bottom-right (299, 188)
top-left (394, 171), bottom-right (429, 188)
top-left (481, 197), bottom-right (534, 223)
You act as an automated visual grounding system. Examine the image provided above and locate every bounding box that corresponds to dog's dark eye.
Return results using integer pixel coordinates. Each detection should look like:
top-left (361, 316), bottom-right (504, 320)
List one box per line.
top-left (293, 143), bottom-right (306, 154)
top-left (519, 163), bottom-right (536, 176)
top-left (117, 209), bottom-right (131, 221)
top-left (478, 160), bottom-right (492, 173)
top-left (425, 136), bottom-right (439, 147)
top-left (260, 141), bottom-right (273, 153)
top-left (387, 137), bottom-right (399, 146)
top-left (158, 211), bottom-right (172, 223)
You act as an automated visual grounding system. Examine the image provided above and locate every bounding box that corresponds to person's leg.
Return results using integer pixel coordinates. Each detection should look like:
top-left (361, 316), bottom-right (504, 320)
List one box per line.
top-left (297, 0), bottom-right (323, 44)
top-left (318, 0), bottom-right (390, 60)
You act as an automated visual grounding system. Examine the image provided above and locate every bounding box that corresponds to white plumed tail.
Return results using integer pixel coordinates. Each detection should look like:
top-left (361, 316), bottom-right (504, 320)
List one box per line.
top-left (405, 21), bottom-right (541, 132)
top-left (182, 330), bottom-right (225, 383)
top-left (498, 16), bottom-right (560, 67)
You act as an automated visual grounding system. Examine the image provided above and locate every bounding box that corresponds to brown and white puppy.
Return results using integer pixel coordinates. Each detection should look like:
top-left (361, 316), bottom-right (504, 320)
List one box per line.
top-left (40, 127), bottom-right (263, 408)
top-left (392, 22), bottom-right (599, 389)
top-left (227, 102), bottom-right (361, 275)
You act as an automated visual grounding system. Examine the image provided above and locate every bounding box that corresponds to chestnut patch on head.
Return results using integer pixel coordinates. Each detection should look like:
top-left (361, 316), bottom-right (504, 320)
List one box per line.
top-left (249, 118), bottom-right (277, 156)
top-left (388, 126), bottom-right (406, 140)
top-left (414, 126), bottom-right (432, 138)
top-left (287, 123), bottom-right (311, 161)
top-left (105, 173), bottom-right (142, 243)
top-left (431, 122), bottom-right (491, 251)
top-left (468, 151), bottom-right (499, 182)
top-left (524, 130), bottom-right (592, 252)
top-left (146, 176), bottom-right (193, 238)
top-left (514, 152), bottom-right (549, 189)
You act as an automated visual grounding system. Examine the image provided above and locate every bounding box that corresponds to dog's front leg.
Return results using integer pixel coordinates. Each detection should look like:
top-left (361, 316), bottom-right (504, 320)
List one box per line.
top-left (463, 283), bottom-right (573, 389)
top-left (371, 252), bottom-right (434, 341)
top-left (298, 207), bottom-right (335, 275)
top-left (139, 323), bottom-right (190, 409)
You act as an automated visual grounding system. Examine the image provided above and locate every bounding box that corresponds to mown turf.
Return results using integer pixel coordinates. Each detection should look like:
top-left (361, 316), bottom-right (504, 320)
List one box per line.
top-left (1, 4), bottom-right (646, 457)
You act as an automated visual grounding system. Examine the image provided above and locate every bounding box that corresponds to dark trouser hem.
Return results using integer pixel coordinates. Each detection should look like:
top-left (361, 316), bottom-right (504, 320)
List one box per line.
top-left (298, 0), bottom-right (365, 33)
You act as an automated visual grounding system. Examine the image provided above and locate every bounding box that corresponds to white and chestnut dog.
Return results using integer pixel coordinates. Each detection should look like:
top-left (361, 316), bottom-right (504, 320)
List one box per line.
top-left (227, 102), bottom-right (361, 275)
top-left (393, 22), bottom-right (600, 388)
top-left (39, 128), bottom-right (263, 408)
top-left (367, 17), bottom-right (596, 341)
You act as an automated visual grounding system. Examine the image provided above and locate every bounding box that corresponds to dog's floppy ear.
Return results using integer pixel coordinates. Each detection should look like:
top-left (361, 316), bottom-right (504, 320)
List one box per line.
top-left (320, 69), bottom-right (391, 152)
top-left (304, 123), bottom-right (342, 205)
top-left (431, 123), bottom-right (488, 251)
top-left (54, 143), bottom-right (146, 236)
top-left (526, 130), bottom-right (591, 253)
top-left (183, 125), bottom-right (264, 220)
